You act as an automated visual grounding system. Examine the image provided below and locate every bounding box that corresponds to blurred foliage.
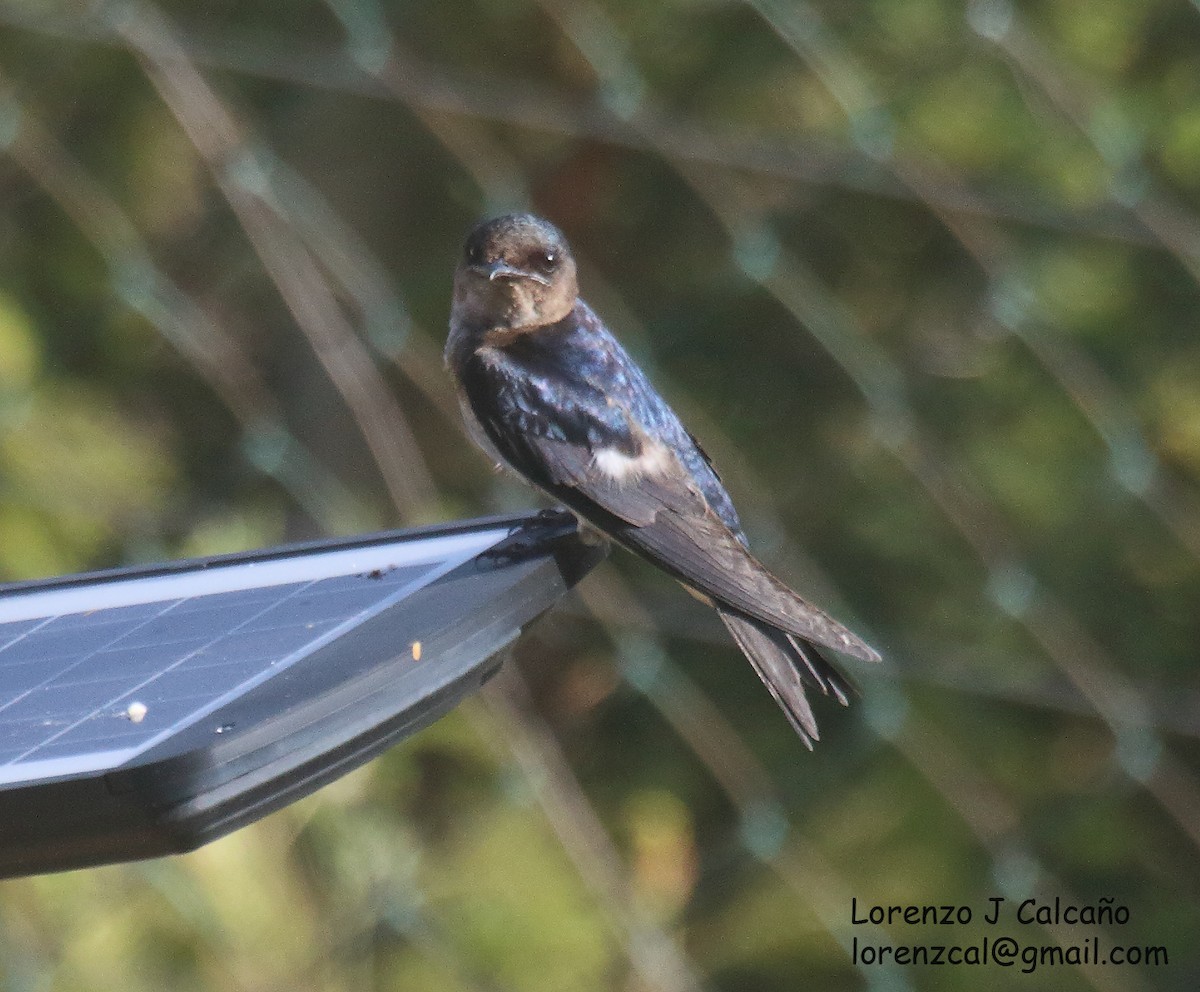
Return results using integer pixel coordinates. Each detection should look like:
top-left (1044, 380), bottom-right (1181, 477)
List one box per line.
top-left (0, 0), bottom-right (1199, 989)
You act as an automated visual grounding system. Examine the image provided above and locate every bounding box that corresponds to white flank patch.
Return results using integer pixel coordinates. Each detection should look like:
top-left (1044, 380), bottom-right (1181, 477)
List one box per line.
top-left (592, 443), bottom-right (672, 482)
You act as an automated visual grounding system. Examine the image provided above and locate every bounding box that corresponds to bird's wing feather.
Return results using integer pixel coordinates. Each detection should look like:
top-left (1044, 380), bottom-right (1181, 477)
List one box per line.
top-left (554, 466), bottom-right (880, 662)
top-left (461, 335), bottom-right (879, 663)
top-left (530, 435), bottom-right (661, 526)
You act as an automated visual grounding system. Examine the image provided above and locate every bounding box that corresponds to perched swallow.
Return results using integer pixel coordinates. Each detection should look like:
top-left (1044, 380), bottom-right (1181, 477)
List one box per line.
top-left (446, 213), bottom-right (880, 745)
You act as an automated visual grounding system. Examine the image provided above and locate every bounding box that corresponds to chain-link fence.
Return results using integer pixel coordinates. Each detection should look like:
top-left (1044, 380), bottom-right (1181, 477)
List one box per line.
top-left (0, 1), bottom-right (1197, 989)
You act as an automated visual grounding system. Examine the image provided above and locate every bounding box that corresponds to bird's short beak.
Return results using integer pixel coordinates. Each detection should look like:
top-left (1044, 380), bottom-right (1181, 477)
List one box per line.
top-left (477, 260), bottom-right (550, 286)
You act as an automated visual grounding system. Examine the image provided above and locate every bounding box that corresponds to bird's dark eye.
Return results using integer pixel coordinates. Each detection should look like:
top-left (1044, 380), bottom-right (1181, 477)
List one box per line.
top-left (532, 249), bottom-right (557, 273)
top-left (466, 241), bottom-right (484, 265)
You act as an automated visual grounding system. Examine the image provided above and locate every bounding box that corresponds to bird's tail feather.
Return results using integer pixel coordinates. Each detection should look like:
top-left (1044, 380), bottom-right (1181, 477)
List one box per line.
top-left (717, 608), bottom-right (855, 747)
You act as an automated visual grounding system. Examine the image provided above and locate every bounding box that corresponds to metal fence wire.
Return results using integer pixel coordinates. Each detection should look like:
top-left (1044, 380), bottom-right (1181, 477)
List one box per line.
top-left (0, 1), bottom-right (1197, 990)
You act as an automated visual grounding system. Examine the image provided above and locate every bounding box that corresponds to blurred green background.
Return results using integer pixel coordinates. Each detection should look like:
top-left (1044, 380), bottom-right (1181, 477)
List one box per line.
top-left (1, 0), bottom-right (1198, 989)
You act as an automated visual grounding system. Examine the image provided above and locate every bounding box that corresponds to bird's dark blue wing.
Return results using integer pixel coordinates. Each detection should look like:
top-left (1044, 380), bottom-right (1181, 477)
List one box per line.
top-left (457, 306), bottom-right (878, 663)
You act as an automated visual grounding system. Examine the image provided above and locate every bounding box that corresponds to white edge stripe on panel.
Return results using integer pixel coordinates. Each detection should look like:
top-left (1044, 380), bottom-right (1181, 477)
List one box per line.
top-left (0, 527), bottom-right (510, 626)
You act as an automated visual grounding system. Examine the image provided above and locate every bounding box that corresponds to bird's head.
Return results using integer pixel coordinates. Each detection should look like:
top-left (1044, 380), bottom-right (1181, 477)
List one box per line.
top-left (451, 213), bottom-right (579, 333)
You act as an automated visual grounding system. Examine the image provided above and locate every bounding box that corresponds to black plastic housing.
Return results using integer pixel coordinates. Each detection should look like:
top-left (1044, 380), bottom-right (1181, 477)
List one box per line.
top-left (0, 511), bottom-right (603, 877)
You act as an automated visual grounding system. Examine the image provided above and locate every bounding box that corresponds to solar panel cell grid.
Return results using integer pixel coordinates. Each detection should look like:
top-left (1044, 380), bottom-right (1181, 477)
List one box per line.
top-left (0, 526), bottom-right (509, 785)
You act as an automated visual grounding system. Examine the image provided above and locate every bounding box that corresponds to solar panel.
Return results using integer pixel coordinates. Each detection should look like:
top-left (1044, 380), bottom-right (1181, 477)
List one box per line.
top-left (0, 510), bottom-right (604, 877)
